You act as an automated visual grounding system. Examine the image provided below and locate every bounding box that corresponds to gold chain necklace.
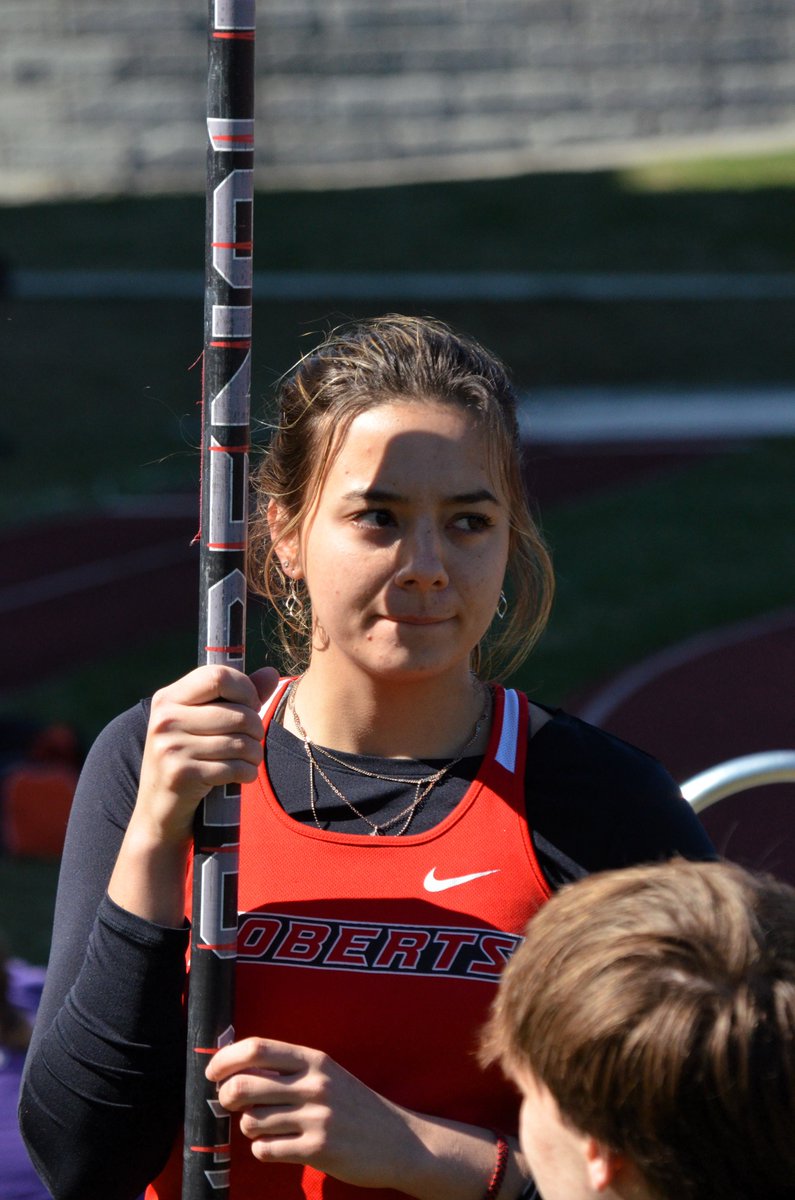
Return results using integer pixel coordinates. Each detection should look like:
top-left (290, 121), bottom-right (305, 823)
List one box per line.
top-left (287, 680), bottom-right (491, 836)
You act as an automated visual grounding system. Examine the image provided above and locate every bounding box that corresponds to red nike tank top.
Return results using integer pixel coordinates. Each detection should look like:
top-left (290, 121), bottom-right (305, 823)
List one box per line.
top-left (148, 683), bottom-right (550, 1200)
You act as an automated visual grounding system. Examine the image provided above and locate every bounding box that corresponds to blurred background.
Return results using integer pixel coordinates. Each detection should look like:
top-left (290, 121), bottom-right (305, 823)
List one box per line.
top-left (1, 0), bottom-right (795, 970)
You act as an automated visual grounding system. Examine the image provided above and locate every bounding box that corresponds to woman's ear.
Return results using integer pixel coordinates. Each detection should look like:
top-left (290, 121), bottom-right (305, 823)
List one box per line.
top-left (267, 498), bottom-right (303, 579)
top-left (584, 1137), bottom-right (626, 1192)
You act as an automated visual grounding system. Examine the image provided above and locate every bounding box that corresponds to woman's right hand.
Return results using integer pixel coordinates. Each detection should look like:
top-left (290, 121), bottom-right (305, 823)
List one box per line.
top-left (136, 664), bottom-right (278, 844)
top-left (108, 664), bottom-right (279, 925)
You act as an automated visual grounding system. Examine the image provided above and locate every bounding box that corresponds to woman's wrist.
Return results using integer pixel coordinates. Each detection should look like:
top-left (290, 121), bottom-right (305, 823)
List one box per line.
top-left (397, 1108), bottom-right (527, 1200)
top-left (108, 815), bottom-right (191, 926)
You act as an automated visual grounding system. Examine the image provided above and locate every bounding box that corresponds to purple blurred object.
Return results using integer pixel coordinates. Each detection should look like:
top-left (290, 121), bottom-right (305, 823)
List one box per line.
top-left (1, 960), bottom-right (50, 1200)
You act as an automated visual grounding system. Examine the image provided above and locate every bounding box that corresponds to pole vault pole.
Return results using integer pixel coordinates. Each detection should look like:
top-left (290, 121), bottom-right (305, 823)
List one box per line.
top-left (183, 2), bottom-right (256, 1197)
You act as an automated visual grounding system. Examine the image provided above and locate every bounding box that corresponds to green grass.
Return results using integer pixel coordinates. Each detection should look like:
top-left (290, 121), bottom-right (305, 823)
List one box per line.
top-left (622, 149), bottom-right (795, 192)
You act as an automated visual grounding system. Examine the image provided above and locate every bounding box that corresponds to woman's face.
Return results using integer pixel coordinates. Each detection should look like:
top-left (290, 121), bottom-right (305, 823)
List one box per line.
top-left (279, 399), bottom-right (511, 688)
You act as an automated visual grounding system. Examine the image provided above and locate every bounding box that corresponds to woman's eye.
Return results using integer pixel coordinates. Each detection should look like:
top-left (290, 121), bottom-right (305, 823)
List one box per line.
top-left (357, 509), bottom-right (394, 528)
top-left (452, 513), bottom-right (492, 532)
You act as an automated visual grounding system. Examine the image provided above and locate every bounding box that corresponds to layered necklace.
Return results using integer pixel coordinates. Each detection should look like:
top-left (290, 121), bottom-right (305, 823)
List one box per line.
top-left (287, 679), bottom-right (491, 836)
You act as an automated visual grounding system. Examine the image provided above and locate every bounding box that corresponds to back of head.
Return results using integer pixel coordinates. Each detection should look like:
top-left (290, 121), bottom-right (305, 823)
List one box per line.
top-left (482, 859), bottom-right (795, 1200)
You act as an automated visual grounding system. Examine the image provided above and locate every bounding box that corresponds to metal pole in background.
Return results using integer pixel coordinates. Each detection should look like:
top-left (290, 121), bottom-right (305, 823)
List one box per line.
top-left (183, 2), bottom-right (255, 1196)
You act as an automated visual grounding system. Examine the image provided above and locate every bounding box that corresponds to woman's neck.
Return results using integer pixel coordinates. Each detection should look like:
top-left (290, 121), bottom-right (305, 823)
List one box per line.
top-left (286, 665), bottom-right (491, 760)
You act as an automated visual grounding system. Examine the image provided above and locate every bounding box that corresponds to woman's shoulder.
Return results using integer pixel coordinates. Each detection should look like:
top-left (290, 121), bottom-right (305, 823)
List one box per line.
top-left (521, 699), bottom-right (716, 876)
top-left (527, 701), bottom-right (678, 794)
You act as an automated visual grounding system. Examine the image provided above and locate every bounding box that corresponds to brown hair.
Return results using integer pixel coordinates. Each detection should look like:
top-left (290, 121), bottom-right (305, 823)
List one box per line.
top-left (480, 859), bottom-right (795, 1200)
top-left (249, 314), bottom-right (554, 676)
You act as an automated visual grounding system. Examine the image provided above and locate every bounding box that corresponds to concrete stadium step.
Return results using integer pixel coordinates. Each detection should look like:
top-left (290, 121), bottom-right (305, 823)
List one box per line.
top-left (2, 1), bottom-right (794, 199)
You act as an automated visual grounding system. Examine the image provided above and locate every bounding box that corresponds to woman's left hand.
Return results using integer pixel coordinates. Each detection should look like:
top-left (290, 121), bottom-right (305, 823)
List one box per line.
top-left (206, 1036), bottom-right (416, 1189)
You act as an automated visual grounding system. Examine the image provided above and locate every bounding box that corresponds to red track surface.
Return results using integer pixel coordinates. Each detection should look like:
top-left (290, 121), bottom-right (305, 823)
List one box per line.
top-left (2, 442), bottom-right (792, 881)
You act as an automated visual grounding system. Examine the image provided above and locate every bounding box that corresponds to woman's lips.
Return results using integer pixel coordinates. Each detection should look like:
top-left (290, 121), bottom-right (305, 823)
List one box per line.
top-left (383, 614), bottom-right (451, 625)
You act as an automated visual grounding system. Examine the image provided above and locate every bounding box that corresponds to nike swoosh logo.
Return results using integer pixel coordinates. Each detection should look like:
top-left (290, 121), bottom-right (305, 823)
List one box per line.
top-left (423, 867), bottom-right (500, 893)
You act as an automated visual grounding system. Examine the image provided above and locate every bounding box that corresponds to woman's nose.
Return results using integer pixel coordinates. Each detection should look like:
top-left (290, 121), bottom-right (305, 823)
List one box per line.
top-left (394, 524), bottom-right (449, 590)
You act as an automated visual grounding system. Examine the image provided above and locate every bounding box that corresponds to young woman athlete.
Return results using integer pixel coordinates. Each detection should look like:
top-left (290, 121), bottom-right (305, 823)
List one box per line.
top-left (20, 315), bottom-right (715, 1200)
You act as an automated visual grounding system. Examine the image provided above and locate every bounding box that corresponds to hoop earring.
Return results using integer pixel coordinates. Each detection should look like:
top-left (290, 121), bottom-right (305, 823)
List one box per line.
top-left (496, 590), bottom-right (508, 621)
top-left (285, 578), bottom-right (305, 621)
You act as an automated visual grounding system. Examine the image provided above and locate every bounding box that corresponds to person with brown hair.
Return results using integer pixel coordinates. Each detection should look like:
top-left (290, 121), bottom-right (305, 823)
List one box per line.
top-left (21, 316), bottom-right (714, 1200)
top-left (480, 858), bottom-right (795, 1200)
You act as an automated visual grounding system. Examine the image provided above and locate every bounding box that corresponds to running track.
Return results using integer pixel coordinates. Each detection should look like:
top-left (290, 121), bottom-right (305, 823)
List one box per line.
top-left (2, 441), bottom-right (792, 882)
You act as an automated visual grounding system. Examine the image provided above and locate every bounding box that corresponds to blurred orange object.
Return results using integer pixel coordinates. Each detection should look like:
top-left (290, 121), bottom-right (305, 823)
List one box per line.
top-left (2, 764), bottom-right (77, 858)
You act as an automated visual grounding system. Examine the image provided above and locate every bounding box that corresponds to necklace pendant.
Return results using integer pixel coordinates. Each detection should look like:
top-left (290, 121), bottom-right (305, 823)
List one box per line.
top-left (369, 827), bottom-right (380, 837)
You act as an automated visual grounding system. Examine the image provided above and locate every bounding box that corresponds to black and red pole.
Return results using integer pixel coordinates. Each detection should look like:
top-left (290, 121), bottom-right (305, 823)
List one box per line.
top-left (183, 2), bottom-right (256, 1197)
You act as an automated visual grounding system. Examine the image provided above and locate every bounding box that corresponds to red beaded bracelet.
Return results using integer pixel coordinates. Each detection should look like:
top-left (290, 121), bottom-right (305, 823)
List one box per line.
top-left (484, 1132), bottom-right (509, 1200)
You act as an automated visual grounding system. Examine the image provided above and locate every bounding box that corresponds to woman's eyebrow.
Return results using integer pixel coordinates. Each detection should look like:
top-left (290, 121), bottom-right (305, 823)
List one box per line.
top-left (450, 489), bottom-right (500, 505)
top-left (340, 488), bottom-right (401, 503)
top-left (341, 487), bottom-right (499, 504)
